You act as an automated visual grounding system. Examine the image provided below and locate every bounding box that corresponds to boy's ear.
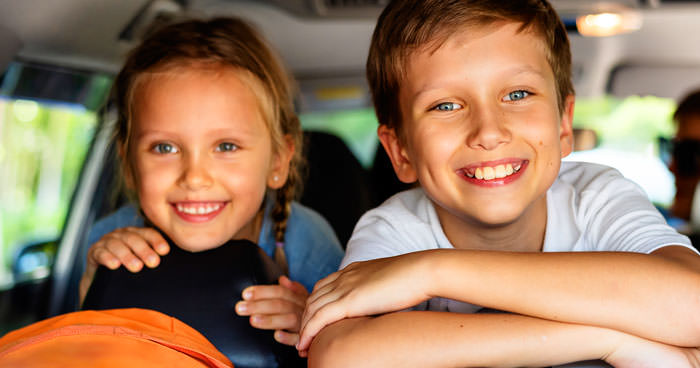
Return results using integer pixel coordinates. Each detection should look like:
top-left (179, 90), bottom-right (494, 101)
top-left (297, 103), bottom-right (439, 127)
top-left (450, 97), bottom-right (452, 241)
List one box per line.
top-left (559, 95), bottom-right (575, 158)
top-left (268, 135), bottom-right (295, 189)
top-left (377, 125), bottom-right (418, 183)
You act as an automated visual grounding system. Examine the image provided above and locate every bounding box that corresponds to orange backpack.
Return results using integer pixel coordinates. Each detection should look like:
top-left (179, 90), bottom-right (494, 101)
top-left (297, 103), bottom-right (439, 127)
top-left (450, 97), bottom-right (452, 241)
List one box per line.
top-left (0, 308), bottom-right (232, 368)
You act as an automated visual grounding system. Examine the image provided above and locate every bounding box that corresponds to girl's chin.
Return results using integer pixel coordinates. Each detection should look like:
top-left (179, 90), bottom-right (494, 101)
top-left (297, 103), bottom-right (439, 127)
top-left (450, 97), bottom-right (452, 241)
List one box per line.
top-left (167, 234), bottom-right (230, 253)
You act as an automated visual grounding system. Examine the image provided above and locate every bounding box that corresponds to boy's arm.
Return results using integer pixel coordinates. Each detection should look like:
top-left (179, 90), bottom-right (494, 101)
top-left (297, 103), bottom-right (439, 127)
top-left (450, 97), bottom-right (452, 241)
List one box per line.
top-left (306, 311), bottom-right (696, 368)
top-left (300, 246), bottom-right (700, 350)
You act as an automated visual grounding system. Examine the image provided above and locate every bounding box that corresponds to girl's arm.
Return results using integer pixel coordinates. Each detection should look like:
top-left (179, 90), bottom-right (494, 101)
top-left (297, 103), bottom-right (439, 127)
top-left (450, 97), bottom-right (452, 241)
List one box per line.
top-left (299, 246), bottom-right (700, 350)
top-left (306, 311), bottom-right (699, 368)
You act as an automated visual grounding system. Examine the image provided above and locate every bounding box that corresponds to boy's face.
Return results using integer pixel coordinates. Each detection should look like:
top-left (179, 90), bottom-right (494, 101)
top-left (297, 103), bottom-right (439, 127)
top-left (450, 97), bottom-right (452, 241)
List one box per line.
top-left (380, 22), bottom-right (574, 229)
top-left (127, 67), bottom-right (291, 251)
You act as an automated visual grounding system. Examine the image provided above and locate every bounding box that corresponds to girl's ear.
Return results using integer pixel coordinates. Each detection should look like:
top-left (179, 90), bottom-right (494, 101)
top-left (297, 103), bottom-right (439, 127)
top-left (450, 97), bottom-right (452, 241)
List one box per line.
top-left (377, 125), bottom-right (418, 183)
top-left (559, 95), bottom-right (575, 158)
top-left (267, 135), bottom-right (294, 189)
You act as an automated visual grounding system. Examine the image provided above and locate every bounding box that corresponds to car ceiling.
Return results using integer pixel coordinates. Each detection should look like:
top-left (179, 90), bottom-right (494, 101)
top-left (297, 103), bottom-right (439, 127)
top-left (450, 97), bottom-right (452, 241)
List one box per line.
top-left (2, 0), bottom-right (700, 98)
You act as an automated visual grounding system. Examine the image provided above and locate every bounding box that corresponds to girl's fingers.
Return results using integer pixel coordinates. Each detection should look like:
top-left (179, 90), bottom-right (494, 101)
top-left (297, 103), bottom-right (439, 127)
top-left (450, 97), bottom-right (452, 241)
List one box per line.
top-left (274, 330), bottom-right (299, 347)
top-left (248, 311), bottom-right (302, 332)
top-left (114, 230), bottom-right (161, 268)
top-left (103, 239), bottom-right (143, 272)
top-left (242, 284), bottom-right (306, 307)
top-left (91, 246), bottom-right (121, 270)
top-left (236, 298), bottom-right (304, 318)
top-left (130, 227), bottom-right (170, 255)
top-left (279, 275), bottom-right (308, 295)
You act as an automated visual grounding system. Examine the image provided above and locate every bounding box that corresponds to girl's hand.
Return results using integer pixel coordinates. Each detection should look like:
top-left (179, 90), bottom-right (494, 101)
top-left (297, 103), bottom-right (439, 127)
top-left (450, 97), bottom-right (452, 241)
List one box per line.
top-left (297, 253), bottom-right (431, 353)
top-left (235, 275), bottom-right (309, 346)
top-left (79, 227), bottom-right (170, 302)
top-left (606, 333), bottom-right (700, 368)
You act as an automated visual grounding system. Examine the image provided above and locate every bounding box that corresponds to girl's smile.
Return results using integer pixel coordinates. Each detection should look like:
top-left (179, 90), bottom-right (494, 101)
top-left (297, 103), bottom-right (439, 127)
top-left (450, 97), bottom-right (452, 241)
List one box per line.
top-left (171, 201), bottom-right (229, 223)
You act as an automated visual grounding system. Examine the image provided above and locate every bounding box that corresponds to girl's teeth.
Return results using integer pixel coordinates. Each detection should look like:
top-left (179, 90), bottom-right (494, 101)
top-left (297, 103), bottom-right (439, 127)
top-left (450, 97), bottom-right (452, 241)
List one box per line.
top-left (177, 204), bottom-right (221, 215)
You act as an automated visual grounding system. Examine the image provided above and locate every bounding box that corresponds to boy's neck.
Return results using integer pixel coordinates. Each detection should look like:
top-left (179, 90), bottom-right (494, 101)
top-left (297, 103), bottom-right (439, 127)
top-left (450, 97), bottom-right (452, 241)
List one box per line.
top-left (434, 194), bottom-right (548, 253)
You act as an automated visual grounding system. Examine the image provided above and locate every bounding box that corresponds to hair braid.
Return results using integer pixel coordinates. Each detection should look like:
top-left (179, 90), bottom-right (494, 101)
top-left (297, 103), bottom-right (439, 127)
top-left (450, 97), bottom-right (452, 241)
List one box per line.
top-left (271, 177), bottom-right (296, 275)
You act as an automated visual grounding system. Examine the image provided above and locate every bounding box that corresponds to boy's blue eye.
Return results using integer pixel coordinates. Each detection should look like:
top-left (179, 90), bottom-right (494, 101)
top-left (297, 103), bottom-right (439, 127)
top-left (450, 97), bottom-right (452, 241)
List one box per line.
top-left (153, 143), bottom-right (178, 154)
top-left (216, 142), bottom-right (238, 152)
top-left (504, 90), bottom-right (530, 101)
top-left (433, 102), bottom-right (462, 112)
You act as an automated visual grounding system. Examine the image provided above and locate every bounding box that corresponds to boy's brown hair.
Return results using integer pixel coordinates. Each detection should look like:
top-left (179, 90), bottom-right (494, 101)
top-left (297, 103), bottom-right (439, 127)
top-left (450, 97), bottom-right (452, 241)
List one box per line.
top-left (367, 0), bottom-right (574, 133)
top-left (111, 17), bottom-right (302, 272)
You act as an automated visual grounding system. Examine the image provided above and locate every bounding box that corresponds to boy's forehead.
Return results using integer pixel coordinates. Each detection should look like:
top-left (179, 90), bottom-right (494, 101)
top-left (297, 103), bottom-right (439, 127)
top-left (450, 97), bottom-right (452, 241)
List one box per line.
top-left (402, 22), bottom-right (551, 88)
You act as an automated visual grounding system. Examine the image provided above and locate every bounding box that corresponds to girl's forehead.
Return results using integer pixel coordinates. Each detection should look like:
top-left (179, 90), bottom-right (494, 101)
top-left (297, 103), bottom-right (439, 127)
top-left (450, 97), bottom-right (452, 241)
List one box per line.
top-left (130, 67), bottom-right (270, 139)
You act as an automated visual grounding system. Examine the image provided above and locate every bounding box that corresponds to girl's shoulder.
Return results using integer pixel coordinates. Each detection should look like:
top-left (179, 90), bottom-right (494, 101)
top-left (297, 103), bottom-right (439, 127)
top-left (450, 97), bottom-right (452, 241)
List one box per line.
top-left (287, 201), bottom-right (342, 249)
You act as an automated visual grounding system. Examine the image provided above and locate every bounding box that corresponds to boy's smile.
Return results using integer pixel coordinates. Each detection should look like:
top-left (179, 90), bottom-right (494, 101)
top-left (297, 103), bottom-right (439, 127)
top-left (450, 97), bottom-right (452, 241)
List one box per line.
top-left (127, 66), bottom-right (289, 252)
top-left (380, 21), bottom-right (574, 249)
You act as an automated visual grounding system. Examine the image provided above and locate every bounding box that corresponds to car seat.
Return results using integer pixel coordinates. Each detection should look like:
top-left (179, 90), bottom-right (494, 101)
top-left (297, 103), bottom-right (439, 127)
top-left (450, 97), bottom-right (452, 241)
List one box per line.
top-left (82, 236), bottom-right (304, 368)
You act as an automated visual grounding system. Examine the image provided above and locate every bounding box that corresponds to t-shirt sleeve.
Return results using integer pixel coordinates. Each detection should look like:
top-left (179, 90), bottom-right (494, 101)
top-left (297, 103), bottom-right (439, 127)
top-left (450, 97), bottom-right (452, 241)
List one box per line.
top-left (341, 191), bottom-right (439, 269)
top-left (572, 164), bottom-right (695, 254)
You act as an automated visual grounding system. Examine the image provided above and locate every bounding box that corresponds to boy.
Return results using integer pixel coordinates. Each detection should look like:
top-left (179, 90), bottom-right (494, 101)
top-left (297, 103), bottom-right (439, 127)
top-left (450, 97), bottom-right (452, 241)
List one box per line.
top-left (297, 0), bottom-right (700, 366)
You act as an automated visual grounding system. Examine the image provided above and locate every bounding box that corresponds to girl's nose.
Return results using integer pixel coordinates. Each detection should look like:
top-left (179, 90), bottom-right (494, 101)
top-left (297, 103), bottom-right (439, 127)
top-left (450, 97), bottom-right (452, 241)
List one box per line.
top-left (466, 105), bottom-right (511, 150)
top-left (179, 155), bottom-right (214, 190)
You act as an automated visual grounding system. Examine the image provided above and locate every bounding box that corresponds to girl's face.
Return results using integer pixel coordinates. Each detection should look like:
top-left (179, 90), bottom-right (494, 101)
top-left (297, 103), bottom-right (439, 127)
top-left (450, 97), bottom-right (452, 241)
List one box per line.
top-left (126, 67), bottom-right (291, 251)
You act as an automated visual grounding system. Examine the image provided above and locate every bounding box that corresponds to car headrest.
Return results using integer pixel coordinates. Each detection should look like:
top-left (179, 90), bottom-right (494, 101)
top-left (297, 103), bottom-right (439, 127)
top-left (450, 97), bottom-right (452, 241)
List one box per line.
top-left (82, 237), bottom-right (305, 368)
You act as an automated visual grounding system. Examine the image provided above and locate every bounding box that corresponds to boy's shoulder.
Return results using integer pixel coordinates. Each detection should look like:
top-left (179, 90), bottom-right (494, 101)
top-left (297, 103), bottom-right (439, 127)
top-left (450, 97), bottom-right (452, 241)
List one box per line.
top-left (555, 161), bottom-right (634, 193)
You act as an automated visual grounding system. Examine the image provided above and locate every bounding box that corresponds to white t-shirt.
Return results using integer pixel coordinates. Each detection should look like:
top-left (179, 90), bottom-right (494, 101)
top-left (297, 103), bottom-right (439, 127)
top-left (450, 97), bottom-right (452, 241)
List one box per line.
top-left (342, 161), bottom-right (695, 313)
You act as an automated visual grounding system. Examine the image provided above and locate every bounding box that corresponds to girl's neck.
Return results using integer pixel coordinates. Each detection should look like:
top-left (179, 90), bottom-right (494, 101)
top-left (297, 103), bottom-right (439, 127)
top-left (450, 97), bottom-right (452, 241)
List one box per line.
top-left (436, 194), bottom-right (548, 253)
top-left (234, 209), bottom-right (265, 243)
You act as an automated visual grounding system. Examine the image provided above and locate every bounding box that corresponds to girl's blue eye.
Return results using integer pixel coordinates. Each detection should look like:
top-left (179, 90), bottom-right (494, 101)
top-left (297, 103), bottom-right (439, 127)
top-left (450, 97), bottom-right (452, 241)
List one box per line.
top-left (504, 90), bottom-right (530, 101)
top-left (153, 143), bottom-right (178, 154)
top-left (433, 102), bottom-right (462, 112)
top-left (216, 142), bottom-right (238, 152)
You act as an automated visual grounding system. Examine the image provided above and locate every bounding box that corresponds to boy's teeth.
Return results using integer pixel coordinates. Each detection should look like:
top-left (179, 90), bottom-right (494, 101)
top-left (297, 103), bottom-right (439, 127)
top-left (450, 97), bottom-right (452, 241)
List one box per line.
top-left (469, 163), bottom-right (519, 181)
top-left (176, 203), bottom-right (222, 215)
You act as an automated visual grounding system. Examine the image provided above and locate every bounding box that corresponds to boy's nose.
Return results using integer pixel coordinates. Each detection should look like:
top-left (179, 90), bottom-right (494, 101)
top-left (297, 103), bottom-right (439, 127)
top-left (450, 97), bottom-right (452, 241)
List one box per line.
top-left (179, 156), bottom-right (214, 190)
top-left (466, 106), bottom-right (511, 150)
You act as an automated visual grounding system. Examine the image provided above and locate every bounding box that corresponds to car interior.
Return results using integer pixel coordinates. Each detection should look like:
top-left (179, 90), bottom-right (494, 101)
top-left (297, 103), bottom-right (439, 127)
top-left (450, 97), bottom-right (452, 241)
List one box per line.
top-left (2, 0), bottom-right (700, 366)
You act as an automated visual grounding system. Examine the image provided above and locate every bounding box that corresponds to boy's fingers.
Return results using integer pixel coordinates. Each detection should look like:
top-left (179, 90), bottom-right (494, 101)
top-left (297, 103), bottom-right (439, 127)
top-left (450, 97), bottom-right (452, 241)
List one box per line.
top-left (248, 312), bottom-right (301, 332)
top-left (236, 299), bottom-right (303, 319)
top-left (311, 271), bottom-right (340, 293)
top-left (298, 300), bottom-right (344, 352)
top-left (242, 285), bottom-right (306, 307)
top-left (274, 330), bottom-right (299, 347)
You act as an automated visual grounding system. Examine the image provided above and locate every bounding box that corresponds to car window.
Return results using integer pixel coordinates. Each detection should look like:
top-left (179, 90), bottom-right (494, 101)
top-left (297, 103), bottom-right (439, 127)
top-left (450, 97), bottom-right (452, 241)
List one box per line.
top-left (0, 61), bottom-right (111, 291)
top-left (566, 95), bottom-right (676, 207)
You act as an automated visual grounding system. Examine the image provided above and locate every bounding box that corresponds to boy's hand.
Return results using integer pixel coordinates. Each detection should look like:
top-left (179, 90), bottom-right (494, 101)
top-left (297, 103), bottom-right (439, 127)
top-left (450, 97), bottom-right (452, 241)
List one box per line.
top-left (297, 253), bottom-right (431, 353)
top-left (79, 227), bottom-right (169, 302)
top-left (606, 333), bottom-right (700, 368)
top-left (235, 275), bottom-right (309, 346)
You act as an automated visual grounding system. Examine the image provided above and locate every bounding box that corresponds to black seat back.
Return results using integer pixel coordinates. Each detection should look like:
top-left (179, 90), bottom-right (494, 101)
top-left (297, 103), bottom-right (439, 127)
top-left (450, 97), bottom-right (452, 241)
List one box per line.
top-left (82, 238), bottom-right (304, 368)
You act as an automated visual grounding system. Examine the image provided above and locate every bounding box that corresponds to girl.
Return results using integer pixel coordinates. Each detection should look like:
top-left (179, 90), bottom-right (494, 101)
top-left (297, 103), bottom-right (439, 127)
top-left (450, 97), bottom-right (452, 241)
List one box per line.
top-left (78, 17), bottom-right (343, 348)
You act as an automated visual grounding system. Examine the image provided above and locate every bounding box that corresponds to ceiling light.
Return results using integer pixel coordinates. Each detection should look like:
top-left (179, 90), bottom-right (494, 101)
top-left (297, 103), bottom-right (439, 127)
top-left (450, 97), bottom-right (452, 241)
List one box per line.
top-left (576, 10), bottom-right (642, 37)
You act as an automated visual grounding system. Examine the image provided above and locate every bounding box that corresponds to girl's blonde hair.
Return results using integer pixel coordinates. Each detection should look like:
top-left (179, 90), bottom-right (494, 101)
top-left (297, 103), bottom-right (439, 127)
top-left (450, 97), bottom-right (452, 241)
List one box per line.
top-left (111, 17), bottom-right (303, 273)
